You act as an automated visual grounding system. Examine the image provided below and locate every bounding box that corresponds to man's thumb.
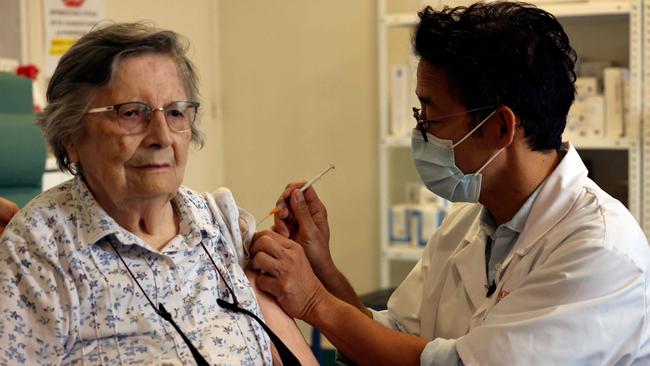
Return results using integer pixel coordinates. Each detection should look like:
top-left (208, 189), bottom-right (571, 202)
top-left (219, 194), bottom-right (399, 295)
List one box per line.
top-left (291, 190), bottom-right (316, 229)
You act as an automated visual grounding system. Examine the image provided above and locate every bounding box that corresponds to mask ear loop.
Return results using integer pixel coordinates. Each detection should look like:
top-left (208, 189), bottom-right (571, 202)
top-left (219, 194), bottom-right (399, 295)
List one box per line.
top-left (452, 109), bottom-right (498, 148)
top-left (476, 147), bottom-right (505, 174)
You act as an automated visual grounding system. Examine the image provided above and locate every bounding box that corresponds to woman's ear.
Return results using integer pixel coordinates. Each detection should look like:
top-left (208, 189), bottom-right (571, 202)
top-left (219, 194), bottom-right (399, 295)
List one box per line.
top-left (493, 106), bottom-right (517, 148)
top-left (65, 141), bottom-right (80, 164)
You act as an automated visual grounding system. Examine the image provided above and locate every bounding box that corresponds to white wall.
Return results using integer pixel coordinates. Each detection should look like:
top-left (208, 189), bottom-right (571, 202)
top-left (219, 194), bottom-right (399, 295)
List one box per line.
top-left (219, 1), bottom-right (380, 295)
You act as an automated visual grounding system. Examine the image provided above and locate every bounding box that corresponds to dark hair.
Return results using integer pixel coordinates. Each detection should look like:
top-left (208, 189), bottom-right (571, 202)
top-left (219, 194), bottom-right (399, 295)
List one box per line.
top-left (38, 22), bottom-right (203, 175)
top-left (413, 2), bottom-right (576, 151)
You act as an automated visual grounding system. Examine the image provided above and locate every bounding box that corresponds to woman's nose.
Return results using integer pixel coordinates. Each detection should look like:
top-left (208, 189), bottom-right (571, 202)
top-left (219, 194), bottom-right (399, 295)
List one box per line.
top-left (143, 109), bottom-right (173, 148)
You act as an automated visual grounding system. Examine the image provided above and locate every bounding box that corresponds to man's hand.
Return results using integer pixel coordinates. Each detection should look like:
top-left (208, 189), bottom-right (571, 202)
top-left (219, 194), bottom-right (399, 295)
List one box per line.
top-left (251, 232), bottom-right (426, 366)
top-left (0, 197), bottom-right (18, 236)
top-left (270, 183), bottom-right (370, 314)
top-left (272, 183), bottom-right (334, 277)
top-left (250, 230), bottom-right (330, 322)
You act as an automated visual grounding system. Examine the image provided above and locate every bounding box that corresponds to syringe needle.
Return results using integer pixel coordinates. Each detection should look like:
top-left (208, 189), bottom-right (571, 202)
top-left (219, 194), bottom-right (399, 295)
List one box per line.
top-left (300, 163), bottom-right (335, 193)
top-left (256, 163), bottom-right (335, 226)
top-left (257, 214), bottom-right (272, 226)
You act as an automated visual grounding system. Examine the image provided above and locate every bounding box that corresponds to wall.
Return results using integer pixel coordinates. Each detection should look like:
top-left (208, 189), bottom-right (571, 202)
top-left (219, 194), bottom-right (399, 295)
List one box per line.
top-left (23, 0), bottom-right (223, 191)
top-left (0, 0), bottom-right (22, 61)
top-left (219, 1), bottom-right (380, 294)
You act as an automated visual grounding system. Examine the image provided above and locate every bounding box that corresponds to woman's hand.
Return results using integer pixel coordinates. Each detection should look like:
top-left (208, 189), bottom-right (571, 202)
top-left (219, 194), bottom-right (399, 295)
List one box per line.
top-left (272, 183), bottom-right (334, 277)
top-left (0, 197), bottom-right (18, 236)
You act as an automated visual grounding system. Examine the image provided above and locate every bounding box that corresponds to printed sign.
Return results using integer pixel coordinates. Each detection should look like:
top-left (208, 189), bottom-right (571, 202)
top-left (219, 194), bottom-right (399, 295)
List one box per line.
top-left (43, 0), bottom-right (104, 76)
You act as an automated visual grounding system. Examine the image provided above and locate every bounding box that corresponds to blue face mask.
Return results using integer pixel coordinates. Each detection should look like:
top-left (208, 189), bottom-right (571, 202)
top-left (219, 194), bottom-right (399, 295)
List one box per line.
top-left (411, 110), bottom-right (503, 203)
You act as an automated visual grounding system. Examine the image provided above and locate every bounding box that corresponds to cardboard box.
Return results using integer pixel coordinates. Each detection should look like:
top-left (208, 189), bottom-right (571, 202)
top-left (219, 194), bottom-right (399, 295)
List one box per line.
top-left (585, 95), bottom-right (605, 137)
top-left (604, 67), bottom-right (627, 138)
top-left (575, 77), bottom-right (598, 97)
top-left (390, 64), bottom-right (411, 138)
top-left (389, 204), bottom-right (412, 244)
top-left (410, 205), bottom-right (446, 247)
top-left (566, 95), bottom-right (605, 139)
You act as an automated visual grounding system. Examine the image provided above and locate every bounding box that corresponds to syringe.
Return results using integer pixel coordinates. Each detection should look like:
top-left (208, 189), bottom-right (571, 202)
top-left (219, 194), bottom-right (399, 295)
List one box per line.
top-left (257, 163), bottom-right (335, 226)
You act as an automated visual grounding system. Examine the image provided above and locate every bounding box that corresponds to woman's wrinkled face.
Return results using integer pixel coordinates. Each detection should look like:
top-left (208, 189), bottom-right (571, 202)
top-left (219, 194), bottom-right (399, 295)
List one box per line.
top-left (67, 54), bottom-right (192, 208)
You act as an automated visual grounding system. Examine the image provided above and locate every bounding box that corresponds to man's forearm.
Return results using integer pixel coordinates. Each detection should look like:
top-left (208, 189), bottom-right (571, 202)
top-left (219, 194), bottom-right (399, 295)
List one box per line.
top-left (305, 292), bottom-right (427, 366)
top-left (315, 265), bottom-right (372, 317)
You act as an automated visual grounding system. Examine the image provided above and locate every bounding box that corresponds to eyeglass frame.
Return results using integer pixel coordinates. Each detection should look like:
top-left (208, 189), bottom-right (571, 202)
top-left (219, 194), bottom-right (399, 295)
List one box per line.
top-left (86, 100), bottom-right (200, 134)
top-left (412, 106), bottom-right (496, 142)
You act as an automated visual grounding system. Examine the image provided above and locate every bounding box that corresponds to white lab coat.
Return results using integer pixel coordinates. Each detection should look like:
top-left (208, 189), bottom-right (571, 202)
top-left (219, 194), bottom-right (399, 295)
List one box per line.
top-left (380, 143), bottom-right (650, 365)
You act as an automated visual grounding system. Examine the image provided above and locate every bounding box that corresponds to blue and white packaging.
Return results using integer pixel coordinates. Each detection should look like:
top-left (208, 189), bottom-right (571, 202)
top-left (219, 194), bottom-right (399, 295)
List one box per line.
top-left (388, 204), bottom-right (412, 244)
top-left (409, 204), bottom-right (447, 247)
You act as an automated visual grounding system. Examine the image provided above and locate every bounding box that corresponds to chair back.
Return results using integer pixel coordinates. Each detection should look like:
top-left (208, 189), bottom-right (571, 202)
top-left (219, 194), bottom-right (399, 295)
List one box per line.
top-left (0, 72), bottom-right (46, 207)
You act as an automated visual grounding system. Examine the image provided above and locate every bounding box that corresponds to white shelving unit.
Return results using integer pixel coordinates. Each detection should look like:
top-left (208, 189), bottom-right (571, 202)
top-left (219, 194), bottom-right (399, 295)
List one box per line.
top-left (377, 0), bottom-right (644, 288)
top-left (643, 0), bottom-right (650, 234)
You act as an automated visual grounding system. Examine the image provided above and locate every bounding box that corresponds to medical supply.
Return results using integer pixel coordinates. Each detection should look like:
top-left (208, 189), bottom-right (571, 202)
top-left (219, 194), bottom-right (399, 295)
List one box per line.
top-left (389, 204), bottom-right (412, 244)
top-left (409, 205), bottom-right (446, 246)
top-left (390, 64), bottom-right (411, 137)
top-left (575, 77), bottom-right (598, 97)
top-left (257, 163), bottom-right (335, 226)
top-left (389, 203), bottom-right (447, 247)
top-left (604, 67), bottom-right (627, 138)
top-left (567, 94), bottom-right (605, 138)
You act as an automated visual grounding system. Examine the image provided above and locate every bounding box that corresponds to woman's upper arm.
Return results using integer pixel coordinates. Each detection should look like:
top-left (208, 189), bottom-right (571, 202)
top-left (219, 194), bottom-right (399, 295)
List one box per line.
top-left (246, 269), bottom-right (319, 366)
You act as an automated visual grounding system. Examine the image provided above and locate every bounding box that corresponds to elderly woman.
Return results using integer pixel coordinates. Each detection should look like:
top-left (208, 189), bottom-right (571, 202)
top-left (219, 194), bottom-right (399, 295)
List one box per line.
top-left (0, 23), bottom-right (315, 365)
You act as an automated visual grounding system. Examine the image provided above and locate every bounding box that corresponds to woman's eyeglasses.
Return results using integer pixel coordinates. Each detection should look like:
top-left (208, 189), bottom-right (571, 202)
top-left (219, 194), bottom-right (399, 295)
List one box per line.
top-left (87, 100), bottom-right (200, 134)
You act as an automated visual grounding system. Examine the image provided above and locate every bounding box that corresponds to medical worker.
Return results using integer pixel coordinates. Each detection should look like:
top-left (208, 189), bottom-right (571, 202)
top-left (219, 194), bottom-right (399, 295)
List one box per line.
top-left (251, 2), bottom-right (650, 365)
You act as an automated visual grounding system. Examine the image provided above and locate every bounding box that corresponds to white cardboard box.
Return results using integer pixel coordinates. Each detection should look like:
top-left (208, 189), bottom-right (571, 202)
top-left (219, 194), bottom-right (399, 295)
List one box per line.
top-left (409, 205), bottom-right (446, 247)
top-left (389, 204), bottom-right (412, 244)
top-left (566, 97), bottom-right (589, 138)
top-left (575, 77), bottom-right (598, 97)
top-left (390, 64), bottom-right (411, 138)
top-left (585, 95), bottom-right (605, 137)
top-left (604, 67), bottom-right (627, 138)
top-left (566, 95), bottom-right (604, 139)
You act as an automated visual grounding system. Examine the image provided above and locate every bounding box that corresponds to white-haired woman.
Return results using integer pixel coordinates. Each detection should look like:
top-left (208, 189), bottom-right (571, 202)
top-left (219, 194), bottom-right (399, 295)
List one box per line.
top-left (0, 23), bottom-right (315, 366)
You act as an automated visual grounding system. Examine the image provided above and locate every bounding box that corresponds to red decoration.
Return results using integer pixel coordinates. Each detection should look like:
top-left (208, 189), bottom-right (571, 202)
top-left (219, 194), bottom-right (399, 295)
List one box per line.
top-left (16, 65), bottom-right (40, 81)
top-left (63, 0), bottom-right (85, 7)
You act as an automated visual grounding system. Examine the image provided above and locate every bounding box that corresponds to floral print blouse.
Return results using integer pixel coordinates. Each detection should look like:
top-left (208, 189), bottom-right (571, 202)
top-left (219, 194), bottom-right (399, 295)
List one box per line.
top-left (0, 177), bottom-right (271, 365)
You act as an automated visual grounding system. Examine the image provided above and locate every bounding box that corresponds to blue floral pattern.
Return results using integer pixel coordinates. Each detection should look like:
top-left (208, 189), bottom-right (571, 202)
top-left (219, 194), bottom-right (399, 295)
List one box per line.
top-left (0, 177), bottom-right (271, 365)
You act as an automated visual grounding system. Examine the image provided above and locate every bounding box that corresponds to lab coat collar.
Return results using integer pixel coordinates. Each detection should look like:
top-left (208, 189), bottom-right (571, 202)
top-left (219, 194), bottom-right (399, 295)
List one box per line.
top-left (453, 208), bottom-right (490, 311)
top-left (498, 142), bottom-right (586, 276)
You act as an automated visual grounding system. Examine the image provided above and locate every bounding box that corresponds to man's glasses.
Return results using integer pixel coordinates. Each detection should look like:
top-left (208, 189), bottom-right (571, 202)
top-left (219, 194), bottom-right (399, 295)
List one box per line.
top-left (108, 239), bottom-right (300, 366)
top-left (87, 100), bottom-right (200, 134)
top-left (412, 106), bottom-right (495, 142)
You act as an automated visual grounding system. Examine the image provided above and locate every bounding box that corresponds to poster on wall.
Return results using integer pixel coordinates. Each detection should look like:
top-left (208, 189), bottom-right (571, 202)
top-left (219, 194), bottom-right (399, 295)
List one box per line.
top-left (43, 0), bottom-right (104, 76)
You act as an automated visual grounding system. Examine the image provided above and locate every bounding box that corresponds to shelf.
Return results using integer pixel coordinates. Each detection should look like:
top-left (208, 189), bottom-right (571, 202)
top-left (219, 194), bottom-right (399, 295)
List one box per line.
top-left (378, 0), bottom-right (645, 287)
top-left (382, 14), bottom-right (418, 27)
top-left (381, 135), bottom-right (410, 147)
top-left (381, 1), bottom-right (631, 27)
top-left (382, 134), bottom-right (638, 150)
top-left (568, 136), bottom-right (638, 150)
top-left (383, 246), bottom-right (423, 261)
top-left (541, 1), bottom-right (630, 17)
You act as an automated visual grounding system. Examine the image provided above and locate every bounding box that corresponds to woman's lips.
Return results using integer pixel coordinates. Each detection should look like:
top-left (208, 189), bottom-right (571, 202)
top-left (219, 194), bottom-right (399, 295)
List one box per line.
top-left (135, 163), bottom-right (171, 169)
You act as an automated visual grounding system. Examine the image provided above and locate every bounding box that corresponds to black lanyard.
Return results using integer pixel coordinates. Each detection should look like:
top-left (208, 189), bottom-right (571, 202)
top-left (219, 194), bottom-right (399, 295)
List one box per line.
top-left (108, 239), bottom-right (300, 366)
top-left (484, 236), bottom-right (496, 297)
